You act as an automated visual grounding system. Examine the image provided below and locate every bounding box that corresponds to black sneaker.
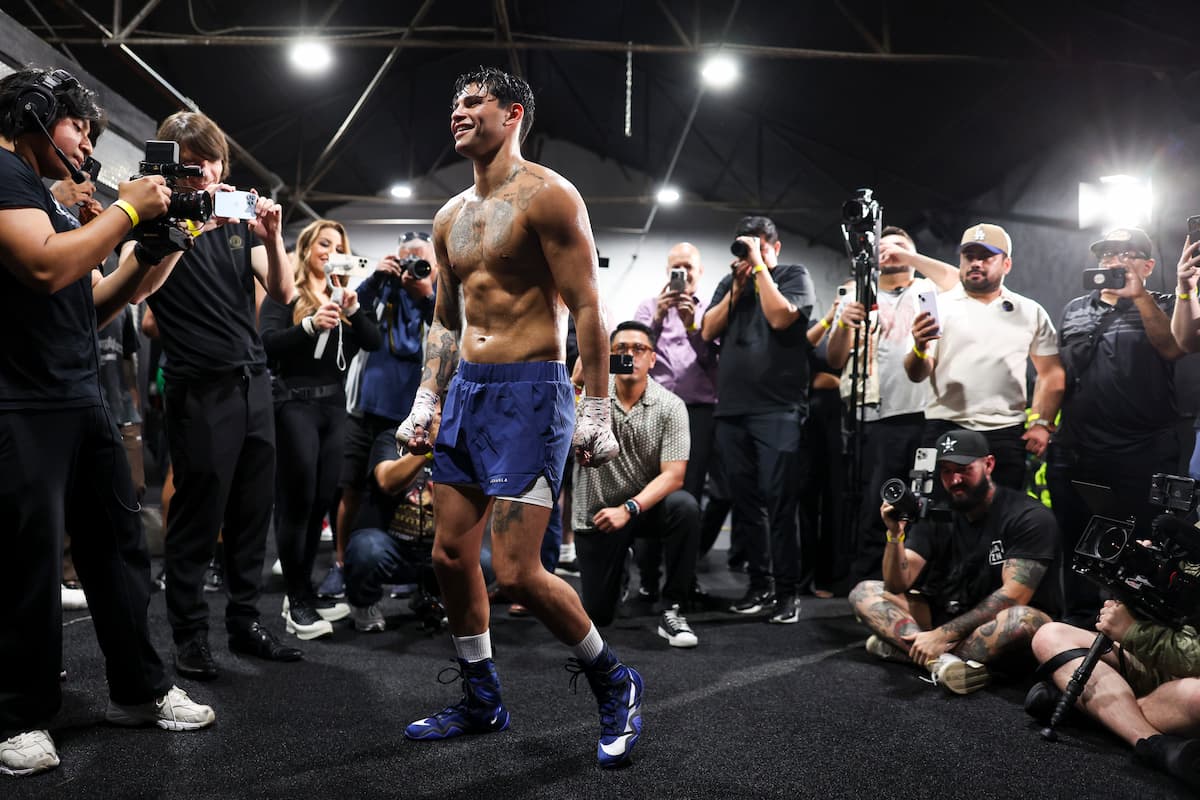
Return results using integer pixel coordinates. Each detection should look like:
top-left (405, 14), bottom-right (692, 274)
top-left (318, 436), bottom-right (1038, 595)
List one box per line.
top-left (175, 636), bottom-right (219, 681)
top-left (282, 598), bottom-right (333, 641)
top-left (730, 587), bottom-right (775, 615)
top-left (1134, 734), bottom-right (1200, 792)
top-left (767, 595), bottom-right (802, 624)
top-left (151, 567), bottom-right (166, 592)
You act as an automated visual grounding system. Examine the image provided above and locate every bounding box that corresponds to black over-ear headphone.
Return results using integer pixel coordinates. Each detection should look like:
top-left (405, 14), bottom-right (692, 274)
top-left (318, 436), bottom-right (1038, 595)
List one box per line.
top-left (16, 68), bottom-right (81, 130)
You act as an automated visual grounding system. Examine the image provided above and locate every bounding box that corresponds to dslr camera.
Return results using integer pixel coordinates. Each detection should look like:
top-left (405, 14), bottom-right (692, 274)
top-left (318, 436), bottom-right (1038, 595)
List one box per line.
top-left (130, 140), bottom-right (213, 260)
top-left (1073, 473), bottom-right (1200, 628)
top-left (880, 447), bottom-right (940, 523)
top-left (842, 187), bottom-right (881, 234)
top-left (399, 253), bottom-right (432, 280)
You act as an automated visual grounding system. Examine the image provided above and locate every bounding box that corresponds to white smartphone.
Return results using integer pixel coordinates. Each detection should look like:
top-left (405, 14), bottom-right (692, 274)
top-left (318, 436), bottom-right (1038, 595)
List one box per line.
top-left (213, 190), bottom-right (258, 220)
top-left (917, 290), bottom-right (940, 333)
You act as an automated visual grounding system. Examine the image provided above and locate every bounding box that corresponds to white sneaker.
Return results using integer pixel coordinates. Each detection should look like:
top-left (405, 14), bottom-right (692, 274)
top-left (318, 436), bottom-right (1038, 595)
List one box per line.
top-left (61, 583), bottom-right (87, 611)
top-left (282, 595), bottom-right (349, 623)
top-left (351, 603), bottom-right (386, 632)
top-left (270, 558), bottom-right (283, 577)
top-left (106, 685), bottom-right (215, 731)
top-left (927, 653), bottom-right (989, 695)
top-left (281, 598), bottom-right (334, 640)
top-left (0, 730), bottom-right (59, 776)
top-left (656, 605), bottom-right (699, 648)
top-left (865, 634), bottom-right (907, 662)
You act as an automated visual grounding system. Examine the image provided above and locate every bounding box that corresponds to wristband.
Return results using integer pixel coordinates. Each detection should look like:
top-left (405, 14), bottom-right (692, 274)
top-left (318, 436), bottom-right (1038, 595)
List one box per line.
top-left (1178, 290), bottom-right (1192, 300)
top-left (301, 316), bottom-right (317, 337)
top-left (184, 219), bottom-right (203, 238)
top-left (113, 200), bottom-right (139, 228)
top-left (911, 344), bottom-right (928, 359)
top-left (752, 264), bottom-right (767, 275)
top-left (1028, 418), bottom-right (1052, 431)
top-left (820, 317), bottom-right (832, 330)
top-left (688, 320), bottom-right (701, 333)
top-left (837, 319), bottom-right (848, 330)
top-left (886, 531), bottom-right (905, 543)
top-left (624, 499), bottom-right (641, 518)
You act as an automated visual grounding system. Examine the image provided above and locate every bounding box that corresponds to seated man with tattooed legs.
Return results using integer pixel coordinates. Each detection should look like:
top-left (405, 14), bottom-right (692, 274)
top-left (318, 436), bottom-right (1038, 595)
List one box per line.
top-left (848, 429), bottom-right (1062, 694)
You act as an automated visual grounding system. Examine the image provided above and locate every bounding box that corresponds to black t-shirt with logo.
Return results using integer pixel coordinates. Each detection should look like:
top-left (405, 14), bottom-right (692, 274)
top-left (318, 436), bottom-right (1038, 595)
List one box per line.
top-left (0, 148), bottom-right (101, 410)
top-left (710, 263), bottom-right (815, 417)
top-left (145, 221), bottom-right (264, 381)
top-left (906, 485), bottom-right (1063, 619)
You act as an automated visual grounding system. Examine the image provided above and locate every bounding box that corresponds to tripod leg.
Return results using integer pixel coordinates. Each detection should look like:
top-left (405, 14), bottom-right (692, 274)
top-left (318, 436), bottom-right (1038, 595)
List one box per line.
top-left (1040, 632), bottom-right (1113, 741)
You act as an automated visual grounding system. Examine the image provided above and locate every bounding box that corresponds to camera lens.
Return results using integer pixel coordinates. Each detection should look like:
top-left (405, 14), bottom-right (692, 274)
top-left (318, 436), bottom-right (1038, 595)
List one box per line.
top-left (407, 258), bottom-right (432, 279)
top-left (730, 240), bottom-right (750, 259)
top-left (880, 478), bottom-right (907, 505)
top-left (167, 189), bottom-right (213, 222)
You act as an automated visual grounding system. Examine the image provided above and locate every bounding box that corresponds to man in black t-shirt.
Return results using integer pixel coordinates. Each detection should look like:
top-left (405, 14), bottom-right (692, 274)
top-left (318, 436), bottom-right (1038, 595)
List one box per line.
top-left (0, 67), bottom-right (213, 778)
top-left (849, 429), bottom-right (1061, 695)
top-left (700, 215), bottom-right (814, 623)
top-left (1048, 227), bottom-right (1189, 626)
top-left (122, 111), bottom-right (301, 679)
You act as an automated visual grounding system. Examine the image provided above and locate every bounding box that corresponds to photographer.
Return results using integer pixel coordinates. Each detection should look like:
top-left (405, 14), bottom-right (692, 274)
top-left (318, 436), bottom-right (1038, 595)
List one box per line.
top-left (701, 215), bottom-right (814, 624)
top-left (827, 226), bottom-right (958, 583)
top-left (848, 429), bottom-right (1061, 694)
top-left (319, 231), bottom-right (436, 599)
top-left (904, 224), bottom-right (1064, 489)
top-left (0, 67), bottom-right (212, 778)
top-left (121, 111), bottom-right (301, 679)
top-left (1049, 227), bottom-right (1187, 625)
top-left (1030, 603), bottom-right (1200, 791)
top-left (260, 219), bottom-right (381, 640)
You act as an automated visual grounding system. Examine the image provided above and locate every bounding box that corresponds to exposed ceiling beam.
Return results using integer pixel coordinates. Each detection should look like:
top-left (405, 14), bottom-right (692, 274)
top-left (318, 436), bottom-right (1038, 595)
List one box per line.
top-left (118, 0), bottom-right (163, 39)
top-left (656, 0), bottom-right (692, 48)
top-left (493, 0), bottom-right (522, 77)
top-left (833, 0), bottom-right (885, 54)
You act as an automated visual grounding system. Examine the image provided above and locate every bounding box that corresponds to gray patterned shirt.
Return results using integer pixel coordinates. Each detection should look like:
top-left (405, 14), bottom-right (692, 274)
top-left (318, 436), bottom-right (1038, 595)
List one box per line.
top-left (571, 377), bottom-right (691, 531)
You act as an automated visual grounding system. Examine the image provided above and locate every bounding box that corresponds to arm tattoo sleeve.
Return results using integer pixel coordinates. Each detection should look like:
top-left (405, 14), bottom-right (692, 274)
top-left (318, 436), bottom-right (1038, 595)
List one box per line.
top-left (1005, 557), bottom-right (1048, 589)
top-left (940, 589), bottom-right (1019, 642)
top-left (421, 320), bottom-right (460, 394)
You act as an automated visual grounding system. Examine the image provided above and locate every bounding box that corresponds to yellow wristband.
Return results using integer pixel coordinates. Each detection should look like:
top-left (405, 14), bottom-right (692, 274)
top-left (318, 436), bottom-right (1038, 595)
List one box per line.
top-left (837, 319), bottom-right (848, 330)
top-left (424, 451), bottom-right (435, 461)
top-left (184, 219), bottom-right (204, 238)
top-left (113, 200), bottom-right (139, 228)
top-left (886, 532), bottom-right (905, 543)
top-left (1178, 290), bottom-right (1192, 300)
top-left (820, 317), bottom-right (832, 330)
top-left (912, 344), bottom-right (928, 359)
top-left (752, 264), bottom-right (767, 275)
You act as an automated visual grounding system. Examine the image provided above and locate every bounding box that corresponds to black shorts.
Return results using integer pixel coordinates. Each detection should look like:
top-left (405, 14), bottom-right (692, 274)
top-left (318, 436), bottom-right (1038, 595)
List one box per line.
top-left (339, 412), bottom-right (400, 490)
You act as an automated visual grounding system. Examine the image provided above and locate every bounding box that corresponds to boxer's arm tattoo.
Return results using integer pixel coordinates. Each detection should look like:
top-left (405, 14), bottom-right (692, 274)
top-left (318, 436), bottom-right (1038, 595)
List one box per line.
top-left (422, 321), bottom-right (460, 393)
top-left (1007, 557), bottom-right (1048, 589)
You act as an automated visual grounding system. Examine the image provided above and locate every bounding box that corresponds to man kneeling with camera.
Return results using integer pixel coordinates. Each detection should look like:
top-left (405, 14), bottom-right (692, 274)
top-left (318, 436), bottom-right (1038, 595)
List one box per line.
top-left (848, 429), bottom-right (1061, 693)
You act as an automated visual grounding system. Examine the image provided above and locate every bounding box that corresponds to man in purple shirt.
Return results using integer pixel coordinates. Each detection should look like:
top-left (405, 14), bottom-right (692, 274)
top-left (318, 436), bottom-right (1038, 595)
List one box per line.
top-left (634, 243), bottom-right (721, 605)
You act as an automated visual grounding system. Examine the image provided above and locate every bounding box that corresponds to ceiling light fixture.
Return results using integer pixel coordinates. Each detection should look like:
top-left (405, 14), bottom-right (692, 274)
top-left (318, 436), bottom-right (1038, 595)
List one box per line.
top-left (1079, 175), bottom-right (1152, 230)
top-left (289, 39), bottom-right (333, 75)
top-left (657, 187), bottom-right (681, 204)
top-left (700, 54), bottom-right (739, 89)
top-left (390, 184), bottom-right (414, 199)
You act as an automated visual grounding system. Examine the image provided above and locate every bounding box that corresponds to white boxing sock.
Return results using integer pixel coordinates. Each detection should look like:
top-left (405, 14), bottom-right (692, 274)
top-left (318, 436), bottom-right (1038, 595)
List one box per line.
top-left (453, 631), bottom-right (493, 663)
top-left (571, 623), bottom-right (605, 664)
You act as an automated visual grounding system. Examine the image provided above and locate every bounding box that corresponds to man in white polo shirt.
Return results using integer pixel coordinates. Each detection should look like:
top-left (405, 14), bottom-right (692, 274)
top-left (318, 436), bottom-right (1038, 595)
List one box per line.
top-left (903, 223), bottom-right (1065, 489)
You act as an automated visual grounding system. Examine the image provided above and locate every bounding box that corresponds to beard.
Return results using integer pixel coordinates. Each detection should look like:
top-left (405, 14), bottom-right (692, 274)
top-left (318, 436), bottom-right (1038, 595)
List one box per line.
top-left (947, 477), bottom-right (991, 511)
top-left (961, 272), bottom-right (1000, 294)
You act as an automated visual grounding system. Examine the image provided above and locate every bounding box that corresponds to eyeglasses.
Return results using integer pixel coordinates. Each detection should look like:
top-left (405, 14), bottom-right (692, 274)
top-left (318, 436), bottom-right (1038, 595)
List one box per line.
top-left (611, 343), bottom-right (653, 356)
top-left (1096, 250), bottom-right (1148, 263)
top-left (400, 231), bottom-right (431, 243)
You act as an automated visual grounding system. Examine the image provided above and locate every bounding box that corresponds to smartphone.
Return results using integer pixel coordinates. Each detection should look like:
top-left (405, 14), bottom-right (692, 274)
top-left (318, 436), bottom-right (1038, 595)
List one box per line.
top-left (326, 254), bottom-right (370, 273)
top-left (917, 290), bottom-right (940, 333)
top-left (668, 267), bottom-right (687, 293)
top-left (1082, 267), bottom-right (1126, 290)
top-left (609, 353), bottom-right (634, 374)
top-left (1188, 215), bottom-right (1200, 242)
top-left (213, 190), bottom-right (257, 220)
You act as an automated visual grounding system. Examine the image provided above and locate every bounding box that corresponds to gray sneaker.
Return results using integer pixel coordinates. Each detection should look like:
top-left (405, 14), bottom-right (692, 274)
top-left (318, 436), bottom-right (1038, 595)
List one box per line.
top-left (865, 634), bottom-right (908, 662)
top-left (0, 730), bottom-right (59, 777)
top-left (928, 653), bottom-right (989, 695)
top-left (105, 685), bottom-right (216, 731)
top-left (351, 603), bottom-right (386, 632)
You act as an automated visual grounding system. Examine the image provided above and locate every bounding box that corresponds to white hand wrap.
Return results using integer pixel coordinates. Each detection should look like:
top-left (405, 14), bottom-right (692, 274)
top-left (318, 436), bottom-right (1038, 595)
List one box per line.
top-left (574, 396), bottom-right (619, 467)
top-left (396, 387), bottom-right (439, 454)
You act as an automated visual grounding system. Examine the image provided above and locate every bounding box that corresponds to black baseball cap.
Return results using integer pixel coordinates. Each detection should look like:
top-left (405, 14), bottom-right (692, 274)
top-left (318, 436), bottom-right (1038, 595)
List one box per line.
top-left (1089, 227), bottom-right (1153, 259)
top-left (934, 429), bottom-right (990, 465)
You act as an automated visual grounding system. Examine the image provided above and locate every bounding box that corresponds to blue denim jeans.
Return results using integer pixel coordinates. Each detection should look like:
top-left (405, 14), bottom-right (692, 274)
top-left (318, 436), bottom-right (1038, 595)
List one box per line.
top-left (343, 528), bottom-right (432, 606)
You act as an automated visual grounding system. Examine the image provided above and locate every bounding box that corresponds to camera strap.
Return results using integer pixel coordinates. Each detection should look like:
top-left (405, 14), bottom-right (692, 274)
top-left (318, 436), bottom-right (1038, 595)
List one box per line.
top-left (1068, 306), bottom-right (1121, 396)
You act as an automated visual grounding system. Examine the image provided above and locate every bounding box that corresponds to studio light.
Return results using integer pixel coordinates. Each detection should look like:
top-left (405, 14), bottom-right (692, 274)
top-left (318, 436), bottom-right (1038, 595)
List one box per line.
top-left (289, 39), bottom-right (333, 75)
top-left (657, 187), bottom-right (681, 204)
top-left (700, 54), bottom-right (739, 89)
top-left (1078, 174), bottom-right (1152, 230)
top-left (389, 184), bottom-right (414, 199)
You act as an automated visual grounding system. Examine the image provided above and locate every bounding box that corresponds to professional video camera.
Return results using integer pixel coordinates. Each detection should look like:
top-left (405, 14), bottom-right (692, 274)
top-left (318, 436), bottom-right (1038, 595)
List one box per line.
top-left (880, 447), bottom-right (940, 523)
top-left (130, 140), bottom-right (213, 261)
top-left (1073, 473), bottom-right (1200, 629)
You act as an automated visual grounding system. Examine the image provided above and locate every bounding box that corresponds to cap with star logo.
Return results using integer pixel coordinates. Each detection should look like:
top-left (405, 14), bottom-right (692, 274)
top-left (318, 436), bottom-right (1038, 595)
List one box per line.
top-left (934, 429), bottom-right (991, 465)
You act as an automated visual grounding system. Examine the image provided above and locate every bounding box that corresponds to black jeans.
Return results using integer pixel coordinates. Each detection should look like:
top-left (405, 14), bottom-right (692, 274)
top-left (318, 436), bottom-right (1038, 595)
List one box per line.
top-left (1046, 433), bottom-right (1179, 624)
top-left (576, 490), bottom-right (699, 626)
top-left (799, 388), bottom-right (844, 590)
top-left (848, 412), bottom-right (926, 584)
top-left (715, 412), bottom-right (806, 595)
top-left (0, 407), bottom-right (168, 734)
top-left (274, 397), bottom-right (346, 600)
top-left (163, 368), bottom-right (275, 643)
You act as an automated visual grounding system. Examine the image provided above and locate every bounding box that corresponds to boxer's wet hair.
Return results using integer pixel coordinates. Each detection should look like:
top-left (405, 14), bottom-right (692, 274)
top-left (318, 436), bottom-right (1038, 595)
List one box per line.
top-left (453, 66), bottom-right (535, 143)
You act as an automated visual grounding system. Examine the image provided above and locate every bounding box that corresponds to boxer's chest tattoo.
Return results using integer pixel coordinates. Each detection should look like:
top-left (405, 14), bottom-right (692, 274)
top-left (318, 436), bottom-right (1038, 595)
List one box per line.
top-left (449, 203), bottom-right (484, 260)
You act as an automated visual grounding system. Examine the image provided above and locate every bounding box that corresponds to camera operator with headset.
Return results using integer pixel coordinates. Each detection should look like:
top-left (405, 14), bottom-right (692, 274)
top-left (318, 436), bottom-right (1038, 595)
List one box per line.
top-left (121, 110), bottom-right (302, 679)
top-left (0, 67), bottom-right (214, 778)
top-left (1048, 227), bottom-right (1190, 627)
top-left (1030, 601), bottom-right (1200, 791)
top-left (848, 429), bottom-right (1061, 694)
top-left (319, 231), bottom-right (437, 600)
